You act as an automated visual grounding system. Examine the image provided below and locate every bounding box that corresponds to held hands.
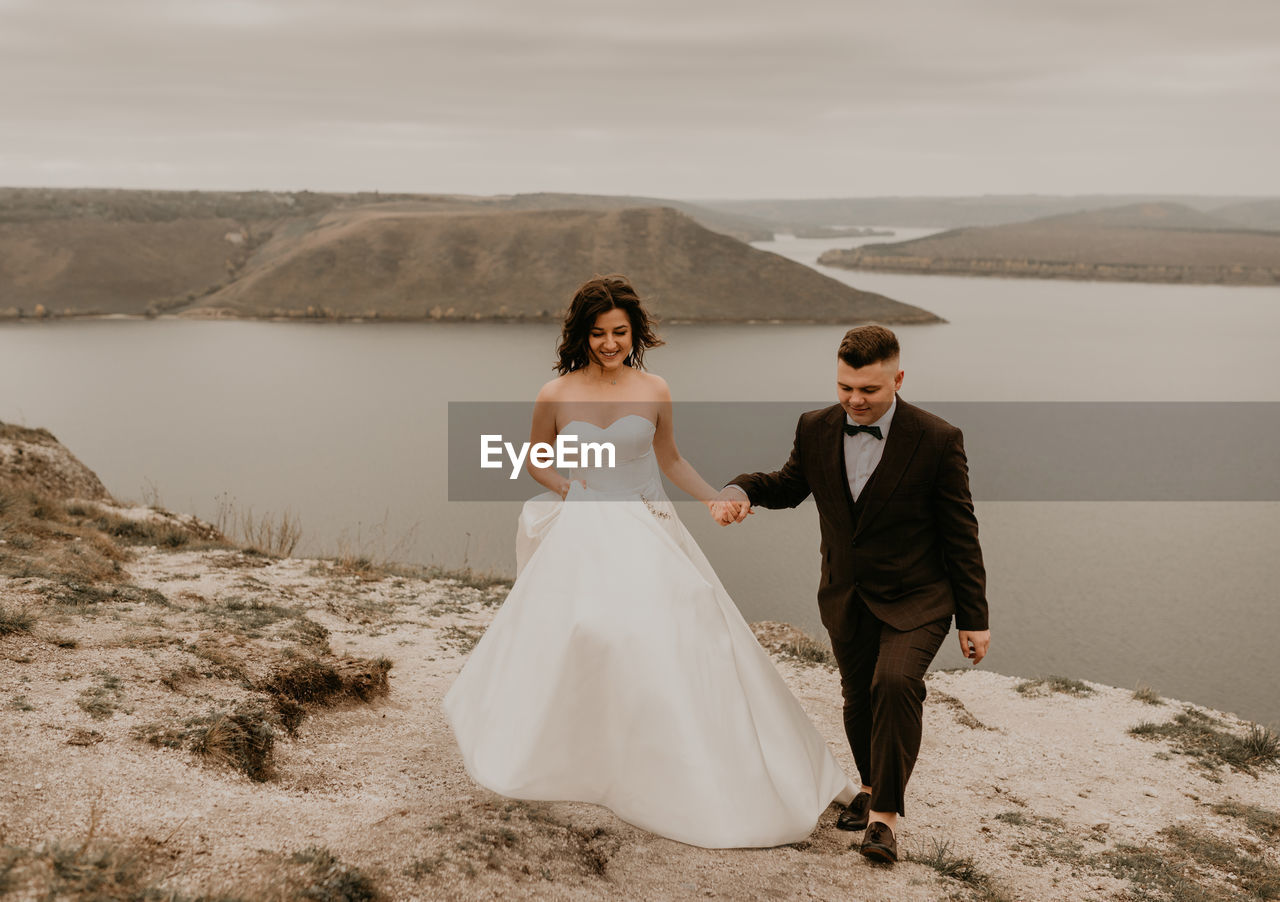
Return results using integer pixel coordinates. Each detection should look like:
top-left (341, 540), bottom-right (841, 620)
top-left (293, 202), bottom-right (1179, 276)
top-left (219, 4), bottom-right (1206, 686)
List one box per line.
top-left (707, 486), bottom-right (753, 526)
top-left (957, 630), bottom-right (991, 665)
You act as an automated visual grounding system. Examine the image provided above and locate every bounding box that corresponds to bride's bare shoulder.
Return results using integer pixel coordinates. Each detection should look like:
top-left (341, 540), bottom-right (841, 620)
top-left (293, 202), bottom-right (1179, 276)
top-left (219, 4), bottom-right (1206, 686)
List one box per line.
top-left (635, 369), bottom-right (672, 400)
top-left (535, 372), bottom-right (578, 402)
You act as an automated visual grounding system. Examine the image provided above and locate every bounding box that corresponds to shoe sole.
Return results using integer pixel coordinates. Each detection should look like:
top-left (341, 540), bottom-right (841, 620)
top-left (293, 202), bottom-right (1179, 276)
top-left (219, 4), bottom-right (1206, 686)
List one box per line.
top-left (859, 844), bottom-right (897, 864)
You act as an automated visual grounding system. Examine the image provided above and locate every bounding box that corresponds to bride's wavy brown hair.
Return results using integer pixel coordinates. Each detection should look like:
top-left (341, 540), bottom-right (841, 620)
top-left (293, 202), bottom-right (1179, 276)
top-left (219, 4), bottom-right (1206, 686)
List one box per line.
top-left (555, 275), bottom-right (664, 374)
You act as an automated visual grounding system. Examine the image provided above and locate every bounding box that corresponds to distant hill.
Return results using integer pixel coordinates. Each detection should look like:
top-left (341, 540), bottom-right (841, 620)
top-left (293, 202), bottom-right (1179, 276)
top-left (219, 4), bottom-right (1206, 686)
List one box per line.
top-left (1032, 203), bottom-right (1241, 231)
top-left (0, 188), bottom-right (935, 323)
top-left (1210, 199), bottom-right (1280, 231)
top-left (699, 195), bottom-right (1268, 231)
top-left (189, 205), bottom-right (937, 323)
top-left (498, 193), bottom-right (773, 242)
top-left (816, 203), bottom-right (1280, 285)
top-left (0, 186), bottom-right (770, 240)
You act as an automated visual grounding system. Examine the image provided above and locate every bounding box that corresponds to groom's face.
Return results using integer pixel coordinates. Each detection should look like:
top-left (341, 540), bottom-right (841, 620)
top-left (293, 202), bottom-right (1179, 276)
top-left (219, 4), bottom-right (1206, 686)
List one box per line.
top-left (837, 357), bottom-right (903, 425)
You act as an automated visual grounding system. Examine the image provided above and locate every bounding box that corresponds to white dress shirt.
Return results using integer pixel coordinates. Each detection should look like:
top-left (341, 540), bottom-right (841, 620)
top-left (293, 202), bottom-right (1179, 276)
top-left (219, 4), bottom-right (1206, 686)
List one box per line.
top-left (845, 395), bottom-right (896, 501)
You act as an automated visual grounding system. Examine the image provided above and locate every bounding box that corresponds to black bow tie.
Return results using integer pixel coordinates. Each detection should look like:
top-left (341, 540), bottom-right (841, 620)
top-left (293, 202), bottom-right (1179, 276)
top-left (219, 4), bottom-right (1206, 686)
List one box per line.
top-left (844, 423), bottom-right (883, 440)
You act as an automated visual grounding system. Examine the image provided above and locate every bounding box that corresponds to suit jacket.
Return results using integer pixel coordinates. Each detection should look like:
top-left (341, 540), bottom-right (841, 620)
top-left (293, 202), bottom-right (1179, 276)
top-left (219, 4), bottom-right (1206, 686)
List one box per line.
top-left (731, 397), bottom-right (988, 639)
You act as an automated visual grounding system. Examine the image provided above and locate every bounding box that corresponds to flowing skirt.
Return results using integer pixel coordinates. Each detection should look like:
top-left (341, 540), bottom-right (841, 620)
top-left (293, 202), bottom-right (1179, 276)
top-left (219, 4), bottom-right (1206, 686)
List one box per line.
top-left (443, 485), bottom-right (854, 848)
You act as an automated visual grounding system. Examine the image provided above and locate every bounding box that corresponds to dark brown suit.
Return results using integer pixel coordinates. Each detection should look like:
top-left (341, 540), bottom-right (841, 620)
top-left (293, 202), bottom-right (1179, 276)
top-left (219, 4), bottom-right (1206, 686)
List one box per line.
top-left (731, 397), bottom-right (988, 816)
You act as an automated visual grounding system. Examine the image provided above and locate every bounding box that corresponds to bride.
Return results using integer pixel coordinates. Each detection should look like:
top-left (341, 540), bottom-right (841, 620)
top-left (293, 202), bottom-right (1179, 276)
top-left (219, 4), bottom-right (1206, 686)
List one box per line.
top-left (443, 275), bottom-right (855, 848)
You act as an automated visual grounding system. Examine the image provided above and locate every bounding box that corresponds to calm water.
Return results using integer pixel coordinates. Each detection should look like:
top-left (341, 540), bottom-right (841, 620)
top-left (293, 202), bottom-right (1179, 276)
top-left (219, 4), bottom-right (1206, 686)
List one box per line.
top-left (2, 233), bottom-right (1278, 723)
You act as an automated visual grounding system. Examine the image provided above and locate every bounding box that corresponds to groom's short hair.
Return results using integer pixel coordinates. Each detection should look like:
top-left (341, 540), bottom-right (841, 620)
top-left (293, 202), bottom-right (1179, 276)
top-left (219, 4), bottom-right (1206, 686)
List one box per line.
top-left (838, 325), bottom-right (900, 368)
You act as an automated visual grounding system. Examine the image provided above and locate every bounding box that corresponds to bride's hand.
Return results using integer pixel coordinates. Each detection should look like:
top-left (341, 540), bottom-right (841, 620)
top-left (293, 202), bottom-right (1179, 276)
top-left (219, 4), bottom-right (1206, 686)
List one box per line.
top-left (557, 479), bottom-right (585, 499)
top-left (708, 488), bottom-right (753, 525)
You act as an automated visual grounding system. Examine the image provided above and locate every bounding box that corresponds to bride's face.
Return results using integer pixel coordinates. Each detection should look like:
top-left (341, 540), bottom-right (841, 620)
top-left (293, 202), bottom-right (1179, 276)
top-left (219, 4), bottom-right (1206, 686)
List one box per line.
top-left (588, 308), bottom-right (632, 371)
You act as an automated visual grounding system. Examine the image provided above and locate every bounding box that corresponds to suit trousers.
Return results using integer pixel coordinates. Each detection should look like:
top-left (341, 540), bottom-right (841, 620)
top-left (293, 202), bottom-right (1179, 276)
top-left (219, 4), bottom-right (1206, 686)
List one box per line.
top-left (829, 593), bottom-right (950, 817)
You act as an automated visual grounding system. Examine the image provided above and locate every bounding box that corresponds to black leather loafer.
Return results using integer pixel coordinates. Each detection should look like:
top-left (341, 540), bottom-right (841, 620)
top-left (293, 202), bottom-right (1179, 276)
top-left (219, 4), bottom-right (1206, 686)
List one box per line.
top-left (836, 791), bottom-right (871, 831)
top-left (859, 821), bottom-right (898, 863)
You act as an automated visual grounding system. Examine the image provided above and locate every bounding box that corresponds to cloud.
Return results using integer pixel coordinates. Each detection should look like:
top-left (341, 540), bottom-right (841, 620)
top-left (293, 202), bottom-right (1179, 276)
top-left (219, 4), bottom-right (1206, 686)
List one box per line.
top-left (2, 0), bottom-right (1277, 194)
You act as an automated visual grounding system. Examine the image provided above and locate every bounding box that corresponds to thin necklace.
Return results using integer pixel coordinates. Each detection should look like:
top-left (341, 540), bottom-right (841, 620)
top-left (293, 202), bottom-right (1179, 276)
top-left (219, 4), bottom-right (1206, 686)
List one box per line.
top-left (593, 364), bottom-right (620, 385)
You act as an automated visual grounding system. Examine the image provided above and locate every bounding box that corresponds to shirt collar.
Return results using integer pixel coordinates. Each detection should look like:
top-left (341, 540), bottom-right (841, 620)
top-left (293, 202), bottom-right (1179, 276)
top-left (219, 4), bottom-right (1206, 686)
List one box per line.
top-left (845, 394), bottom-right (897, 437)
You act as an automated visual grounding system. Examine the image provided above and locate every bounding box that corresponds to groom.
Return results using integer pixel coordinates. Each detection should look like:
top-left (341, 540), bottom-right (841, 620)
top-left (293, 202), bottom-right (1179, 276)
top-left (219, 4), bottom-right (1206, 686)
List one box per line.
top-left (714, 325), bottom-right (990, 864)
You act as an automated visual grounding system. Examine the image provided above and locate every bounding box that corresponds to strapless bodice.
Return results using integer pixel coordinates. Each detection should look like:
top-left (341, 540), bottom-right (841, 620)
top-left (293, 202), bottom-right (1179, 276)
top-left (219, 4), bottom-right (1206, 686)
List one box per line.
top-left (560, 415), bottom-right (664, 499)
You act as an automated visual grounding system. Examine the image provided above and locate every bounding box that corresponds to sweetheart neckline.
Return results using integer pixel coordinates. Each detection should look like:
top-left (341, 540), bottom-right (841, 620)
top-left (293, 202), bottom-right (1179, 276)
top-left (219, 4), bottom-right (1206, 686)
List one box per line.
top-left (560, 414), bottom-right (657, 433)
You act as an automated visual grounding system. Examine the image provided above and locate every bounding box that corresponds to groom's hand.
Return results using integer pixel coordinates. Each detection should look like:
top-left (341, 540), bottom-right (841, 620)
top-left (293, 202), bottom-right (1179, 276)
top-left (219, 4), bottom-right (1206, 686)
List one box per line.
top-left (957, 630), bottom-right (990, 665)
top-left (710, 486), bottom-right (753, 526)
top-left (709, 500), bottom-right (746, 525)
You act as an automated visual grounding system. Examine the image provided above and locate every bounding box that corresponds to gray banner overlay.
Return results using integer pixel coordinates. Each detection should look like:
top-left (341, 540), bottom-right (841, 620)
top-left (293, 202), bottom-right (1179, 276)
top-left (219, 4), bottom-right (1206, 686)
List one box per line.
top-left (448, 402), bottom-right (1280, 502)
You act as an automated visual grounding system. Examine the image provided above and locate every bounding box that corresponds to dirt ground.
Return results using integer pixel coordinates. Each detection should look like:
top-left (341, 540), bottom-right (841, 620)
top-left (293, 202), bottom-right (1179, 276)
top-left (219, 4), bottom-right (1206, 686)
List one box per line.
top-left (4, 527), bottom-right (1279, 901)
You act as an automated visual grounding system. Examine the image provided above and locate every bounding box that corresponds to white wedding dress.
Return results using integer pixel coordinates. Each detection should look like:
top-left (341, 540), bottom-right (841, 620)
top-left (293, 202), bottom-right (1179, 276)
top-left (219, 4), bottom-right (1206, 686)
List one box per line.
top-left (443, 414), bottom-right (855, 848)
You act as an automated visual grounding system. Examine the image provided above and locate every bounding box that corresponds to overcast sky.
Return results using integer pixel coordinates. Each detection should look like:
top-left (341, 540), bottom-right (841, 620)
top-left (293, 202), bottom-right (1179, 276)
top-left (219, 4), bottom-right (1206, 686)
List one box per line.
top-left (2, 0), bottom-right (1277, 198)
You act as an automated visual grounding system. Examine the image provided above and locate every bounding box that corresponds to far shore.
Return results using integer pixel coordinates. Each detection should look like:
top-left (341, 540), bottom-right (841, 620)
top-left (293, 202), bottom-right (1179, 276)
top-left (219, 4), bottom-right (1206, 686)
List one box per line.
top-left (817, 253), bottom-right (1280, 286)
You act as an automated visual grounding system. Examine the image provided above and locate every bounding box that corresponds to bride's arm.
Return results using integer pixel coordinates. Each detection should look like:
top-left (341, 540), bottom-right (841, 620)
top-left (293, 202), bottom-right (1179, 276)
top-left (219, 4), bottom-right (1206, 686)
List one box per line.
top-left (526, 382), bottom-right (574, 497)
top-left (650, 377), bottom-right (718, 507)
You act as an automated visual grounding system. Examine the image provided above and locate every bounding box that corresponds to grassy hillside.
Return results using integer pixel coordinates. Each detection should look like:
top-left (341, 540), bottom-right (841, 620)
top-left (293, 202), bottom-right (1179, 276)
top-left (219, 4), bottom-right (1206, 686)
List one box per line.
top-left (0, 217), bottom-right (250, 315)
top-left (817, 203), bottom-right (1280, 285)
top-left (190, 205), bottom-right (936, 323)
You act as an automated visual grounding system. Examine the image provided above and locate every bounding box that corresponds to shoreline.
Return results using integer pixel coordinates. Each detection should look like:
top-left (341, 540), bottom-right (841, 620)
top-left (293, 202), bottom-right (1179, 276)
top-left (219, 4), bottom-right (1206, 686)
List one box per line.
top-left (817, 252), bottom-right (1280, 286)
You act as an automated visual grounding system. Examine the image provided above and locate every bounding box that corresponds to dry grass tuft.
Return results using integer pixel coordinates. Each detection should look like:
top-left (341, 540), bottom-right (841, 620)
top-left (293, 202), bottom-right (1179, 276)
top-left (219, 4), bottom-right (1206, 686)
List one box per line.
top-left (780, 635), bottom-right (836, 667)
top-left (285, 847), bottom-right (383, 902)
top-left (1102, 823), bottom-right (1280, 902)
top-left (1212, 801), bottom-right (1280, 840)
top-left (329, 512), bottom-right (422, 581)
top-left (1133, 682), bottom-right (1164, 705)
top-left (66, 727), bottom-right (105, 746)
top-left (1015, 676), bottom-right (1096, 698)
top-left (260, 655), bottom-right (393, 709)
top-left (908, 836), bottom-right (1013, 901)
top-left (0, 811), bottom-right (382, 900)
top-left (423, 564), bottom-right (514, 591)
top-left (188, 706), bottom-right (277, 782)
top-left (75, 672), bottom-right (127, 720)
top-left (136, 702), bottom-right (279, 781)
top-left (1131, 708), bottom-right (1280, 776)
top-left (0, 602), bottom-right (36, 635)
top-left (159, 663), bottom-right (200, 691)
top-left (439, 624), bottom-right (485, 655)
top-left (187, 641), bottom-right (249, 682)
top-left (213, 494), bottom-right (302, 558)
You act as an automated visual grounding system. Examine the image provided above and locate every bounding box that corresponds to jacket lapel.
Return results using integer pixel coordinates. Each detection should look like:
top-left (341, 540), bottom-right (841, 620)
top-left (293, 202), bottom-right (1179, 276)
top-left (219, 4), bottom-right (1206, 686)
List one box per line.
top-left (853, 396), bottom-right (923, 537)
